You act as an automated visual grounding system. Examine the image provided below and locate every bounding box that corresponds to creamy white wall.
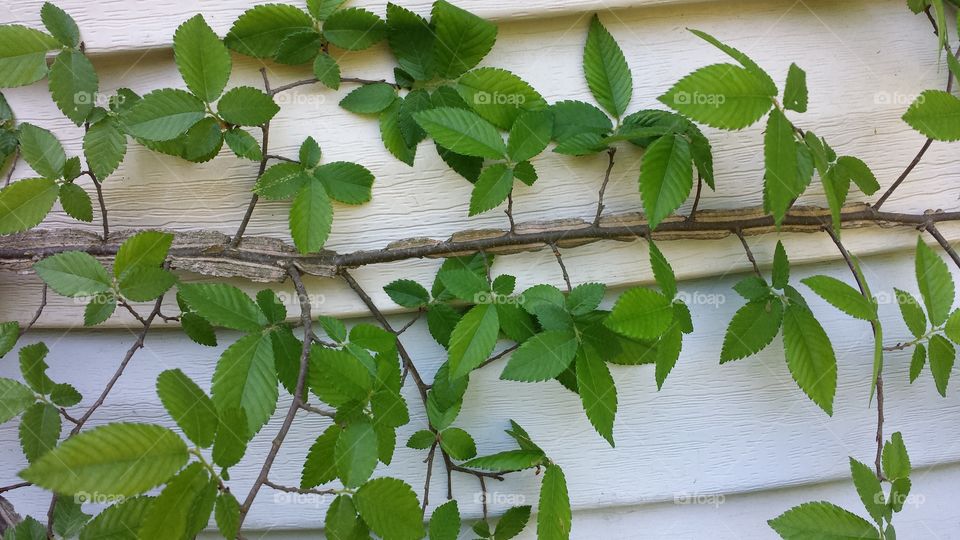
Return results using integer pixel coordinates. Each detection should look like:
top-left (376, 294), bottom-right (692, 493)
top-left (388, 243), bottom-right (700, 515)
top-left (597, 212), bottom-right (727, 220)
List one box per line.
top-left (1, 0), bottom-right (959, 538)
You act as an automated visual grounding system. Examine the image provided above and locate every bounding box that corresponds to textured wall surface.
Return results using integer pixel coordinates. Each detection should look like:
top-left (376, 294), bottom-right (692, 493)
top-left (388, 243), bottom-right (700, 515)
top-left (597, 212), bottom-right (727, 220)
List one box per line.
top-left (2, 0), bottom-right (959, 537)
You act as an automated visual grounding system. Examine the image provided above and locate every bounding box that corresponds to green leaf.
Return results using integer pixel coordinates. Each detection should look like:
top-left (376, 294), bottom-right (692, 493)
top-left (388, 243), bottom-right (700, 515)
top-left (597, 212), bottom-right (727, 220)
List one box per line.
top-left (340, 83), bottom-right (397, 114)
top-left (19, 342), bottom-right (54, 394)
top-left (448, 303), bottom-right (500, 379)
top-left (605, 287), bottom-right (674, 340)
top-left (309, 346), bottom-right (373, 407)
top-left (34, 251), bottom-right (111, 297)
top-left (849, 457), bottom-right (886, 524)
top-left (457, 68), bottom-right (547, 130)
top-left (302, 424), bottom-right (342, 488)
top-left (354, 477), bottom-right (425, 540)
top-left (0, 321), bottom-right (19, 358)
top-left (84, 118), bottom-right (127, 178)
top-left (659, 63), bottom-right (775, 130)
top-left (177, 283), bottom-right (267, 332)
top-left (314, 161), bottom-right (375, 204)
top-left (175, 312), bottom-right (215, 348)
top-left (492, 508), bottom-right (530, 540)
top-left (290, 180), bottom-right (334, 253)
top-left (211, 333), bottom-right (278, 434)
top-left (50, 383), bottom-right (81, 407)
top-left (0, 25), bottom-right (59, 88)
top-left (834, 156), bottom-right (878, 196)
top-left (639, 133), bottom-right (693, 229)
top-left (763, 108), bottom-right (802, 224)
top-left (384, 279), bottom-right (430, 308)
top-left (325, 495), bottom-right (366, 540)
top-left (537, 465), bottom-right (571, 540)
top-left (58, 182), bottom-right (92, 222)
top-left (566, 283), bottom-right (606, 316)
top-left (254, 162), bottom-right (310, 200)
top-left (380, 98), bottom-right (416, 165)
top-left (273, 29), bottom-right (322, 65)
top-left (118, 266), bottom-right (177, 302)
top-left (720, 298), bottom-right (783, 362)
top-left (40, 2), bottom-right (80, 47)
top-left (174, 14), bottom-right (232, 103)
top-left (431, 0), bottom-right (497, 79)
top-left (114, 230), bottom-right (173, 279)
top-left (255, 289), bottom-right (286, 324)
top-left (224, 128), bottom-right (262, 161)
top-left (440, 427), bottom-right (477, 460)
top-left (768, 501), bottom-right (880, 539)
top-left (500, 330), bottom-right (578, 382)
top-left (336, 420), bottom-right (379, 488)
top-left (894, 288), bottom-right (926, 339)
top-left (782, 63), bottom-right (808, 113)
top-left (19, 402), bottom-right (61, 463)
top-left (429, 500), bottom-right (460, 540)
top-left (122, 89), bottom-right (205, 141)
top-left (583, 15), bottom-right (632, 118)
top-left (225, 4), bottom-right (313, 58)
top-left (469, 163), bottom-right (514, 216)
top-left (802, 275), bottom-right (876, 321)
top-left (0, 177), bottom-right (59, 233)
top-left (317, 315), bottom-right (348, 343)
top-left (910, 343), bottom-right (927, 383)
top-left (217, 86), bottom-right (279, 127)
top-left (312, 53), bottom-right (341, 90)
top-left (80, 496), bottom-right (153, 540)
top-left (212, 407), bottom-right (248, 468)
top-left (577, 344), bottom-right (618, 445)
top-left (156, 368), bottom-right (218, 448)
top-left (386, 3), bottom-right (434, 81)
top-left (3, 516), bottom-right (47, 539)
top-left (20, 423), bottom-right (189, 496)
top-left (902, 90), bottom-right (960, 141)
top-left (772, 241), bottom-right (790, 289)
top-left (648, 242), bottom-right (677, 299)
top-left (507, 110), bottom-right (553, 162)
top-left (915, 237), bottom-right (955, 326)
top-left (53, 498), bottom-right (92, 540)
top-left (138, 462), bottom-right (212, 540)
top-left (415, 107), bottom-right (506, 159)
top-left (687, 29), bottom-right (776, 94)
top-left (463, 449), bottom-right (545, 472)
top-left (406, 429), bottom-right (435, 450)
top-left (49, 50), bottom-right (99, 125)
top-left (655, 323), bottom-right (683, 389)
top-left (928, 334), bottom-right (954, 397)
top-left (782, 304), bottom-right (837, 415)
top-left (294, 136), bottom-right (320, 169)
top-left (19, 123), bottom-right (66, 179)
top-left (0, 378), bottom-right (34, 424)
top-left (323, 8), bottom-right (386, 50)
top-left (215, 492), bottom-right (241, 540)
top-left (882, 432), bottom-right (911, 481)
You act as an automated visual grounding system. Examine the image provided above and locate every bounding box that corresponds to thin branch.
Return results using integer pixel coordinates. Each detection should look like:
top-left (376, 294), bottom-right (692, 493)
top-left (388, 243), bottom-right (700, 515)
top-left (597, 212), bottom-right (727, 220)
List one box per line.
top-left (340, 269), bottom-right (429, 403)
top-left (550, 244), bottom-right (572, 292)
top-left (873, 139), bottom-right (933, 210)
top-left (875, 373), bottom-right (885, 479)
top-left (477, 344), bottom-right (519, 370)
top-left (505, 192), bottom-right (516, 232)
top-left (593, 147), bottom-right (617, 226)
top-left (269, 76), bottom-right (399, 96)
top-left (299, 402), bottom-right (336, 418)
top-left (422, 441), bottom-right (438, 512)
top-left (238, 265), bottom-right (314, 526)
top-left (89, 173), bottom-right (109, 240)
top-left (735, 229), bottom-right (763, 279)
top-left (231, 68), bottom-right (272, 248)
top-left (17, 285), bottom-right (47, 338)
top-left (262, 480), bottom-right (336, 496)
top-left (688, 176), bottom-right (703, 222)
top-left (396, 310), bottom-right (423, 335)
top-left (0, 483), bottom-right (30, 494)
top-left (265, 154), bottom-right (297, 163)
top-left (117, 298), bottom-right (148, 326)
top-left (58, 408), bottom-right (81, 426)
top-left (924, 222), bottom-right (960, 270)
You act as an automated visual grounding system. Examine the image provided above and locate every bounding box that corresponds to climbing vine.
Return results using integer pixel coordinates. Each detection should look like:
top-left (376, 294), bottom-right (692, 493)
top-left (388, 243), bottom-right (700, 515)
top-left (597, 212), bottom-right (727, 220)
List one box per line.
top-left (0, 0), bottom-right (958, 538)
